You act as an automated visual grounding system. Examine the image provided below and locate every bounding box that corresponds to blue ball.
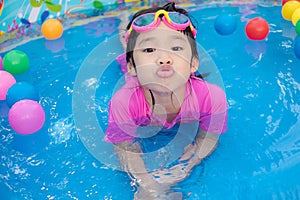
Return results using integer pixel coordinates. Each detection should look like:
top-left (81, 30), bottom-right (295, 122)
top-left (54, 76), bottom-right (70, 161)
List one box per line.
top-left (6, 82), bottom-right (39, 108)
top-left (294, 38), bottom-right (300, 59)
top-left (214, 14), bottom-right (237, 35)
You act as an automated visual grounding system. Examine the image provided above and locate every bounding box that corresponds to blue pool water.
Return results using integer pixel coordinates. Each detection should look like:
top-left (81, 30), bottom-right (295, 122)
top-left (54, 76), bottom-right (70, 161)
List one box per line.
top-left (1, 4), bottom-right (300, 200)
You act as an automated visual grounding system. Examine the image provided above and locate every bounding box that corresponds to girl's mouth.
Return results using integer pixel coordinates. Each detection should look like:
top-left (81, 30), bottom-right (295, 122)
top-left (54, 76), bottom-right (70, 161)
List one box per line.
top-left (156, 65), bottom-right (174, 78)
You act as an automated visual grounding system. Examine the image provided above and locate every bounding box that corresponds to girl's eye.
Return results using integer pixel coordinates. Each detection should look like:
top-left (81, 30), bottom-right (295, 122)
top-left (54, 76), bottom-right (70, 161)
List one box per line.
top-left (143, 48), bottom-right (156, 53)
top-left (172, 46), bottom-right (183, 51)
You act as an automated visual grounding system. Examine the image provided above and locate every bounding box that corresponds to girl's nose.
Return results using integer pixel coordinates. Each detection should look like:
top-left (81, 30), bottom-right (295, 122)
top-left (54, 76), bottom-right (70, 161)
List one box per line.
top-left (157, 50), bottom-right (173, 65)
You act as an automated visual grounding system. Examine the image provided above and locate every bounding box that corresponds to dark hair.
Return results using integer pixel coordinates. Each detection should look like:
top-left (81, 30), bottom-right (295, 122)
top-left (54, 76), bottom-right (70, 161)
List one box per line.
top-left (125, 2), bottom-right (198, 67)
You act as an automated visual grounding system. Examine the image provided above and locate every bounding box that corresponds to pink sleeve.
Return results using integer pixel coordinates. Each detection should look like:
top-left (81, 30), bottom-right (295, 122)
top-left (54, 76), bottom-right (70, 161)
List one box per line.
top-left (105, 87), bottom-right (138, 143)
top-left (198, 82), bottom-right (228, 134)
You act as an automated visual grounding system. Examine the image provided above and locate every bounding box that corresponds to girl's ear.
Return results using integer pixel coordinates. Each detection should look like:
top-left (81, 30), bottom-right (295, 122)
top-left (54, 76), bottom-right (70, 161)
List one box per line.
top-left (127, 61), bottom-right (137, 76)
top-left (191, 57), bottom-right (199, 73)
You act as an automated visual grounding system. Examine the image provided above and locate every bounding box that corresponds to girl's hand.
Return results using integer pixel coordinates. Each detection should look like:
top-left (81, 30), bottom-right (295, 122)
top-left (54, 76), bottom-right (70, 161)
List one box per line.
top-left (134, 186), bottom-right (183, 200)
top-left (138, 174), bottom-right (169, 191)
top-left (151, 164), bottom-right (189, 186)
top-left (178, 143), bottom-right (197, 161)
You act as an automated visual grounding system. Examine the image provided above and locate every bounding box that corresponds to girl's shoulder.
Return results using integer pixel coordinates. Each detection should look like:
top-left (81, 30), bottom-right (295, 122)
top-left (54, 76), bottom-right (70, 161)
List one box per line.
top-left (111, 77), bottom-right (139, 99)
top-left (110, 77), bottom-right (147, 110)
top-left (190, 76), bottom-right (223, 91)
top-left (189, 76), bottom-right (227, 102)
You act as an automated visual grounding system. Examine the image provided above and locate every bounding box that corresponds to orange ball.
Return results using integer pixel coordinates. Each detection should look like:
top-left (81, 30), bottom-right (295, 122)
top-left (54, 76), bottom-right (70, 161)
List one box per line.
top-left (41, 19), bottom-right (63, 40)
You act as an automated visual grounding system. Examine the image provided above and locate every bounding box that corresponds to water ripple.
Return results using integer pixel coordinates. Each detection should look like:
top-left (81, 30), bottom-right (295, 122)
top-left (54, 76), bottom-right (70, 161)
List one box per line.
top-left (48, 115), bottom-right (76, 145)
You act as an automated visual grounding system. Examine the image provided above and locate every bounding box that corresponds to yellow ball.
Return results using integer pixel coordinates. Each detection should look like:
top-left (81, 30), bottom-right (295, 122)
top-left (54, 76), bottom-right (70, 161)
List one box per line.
top-left (292, 7), bottom-right (300, 25)
top-left (41, 19), bottom-right (63, 40)
top-left (282, 1), bottom-right (300, 21)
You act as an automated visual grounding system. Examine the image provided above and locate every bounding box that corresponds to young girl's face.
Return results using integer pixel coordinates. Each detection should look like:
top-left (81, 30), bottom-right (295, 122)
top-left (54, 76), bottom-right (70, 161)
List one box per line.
top-left (128, 23), bottom-right (198, 93)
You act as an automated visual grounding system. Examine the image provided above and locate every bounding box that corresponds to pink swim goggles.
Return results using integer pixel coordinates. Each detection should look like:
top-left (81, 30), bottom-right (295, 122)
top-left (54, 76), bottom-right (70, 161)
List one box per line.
top-left (125, 10), bottom-right (197, 42)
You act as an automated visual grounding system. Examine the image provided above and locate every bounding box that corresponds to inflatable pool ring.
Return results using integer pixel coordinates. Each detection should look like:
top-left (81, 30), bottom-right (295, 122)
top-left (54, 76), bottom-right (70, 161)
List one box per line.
top-left (0, 0), bottom-right (4, 16)
top-left (73, 34), bottom-right (225, 171)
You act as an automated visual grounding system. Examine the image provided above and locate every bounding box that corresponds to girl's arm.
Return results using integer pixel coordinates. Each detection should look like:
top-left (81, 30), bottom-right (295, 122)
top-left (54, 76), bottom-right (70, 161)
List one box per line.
top-left (151, 129), bottom-right (219, 185)
top-left (114, 142), bottom-right (169, 191)
top-left (181, 129), bottom-right (219, 172)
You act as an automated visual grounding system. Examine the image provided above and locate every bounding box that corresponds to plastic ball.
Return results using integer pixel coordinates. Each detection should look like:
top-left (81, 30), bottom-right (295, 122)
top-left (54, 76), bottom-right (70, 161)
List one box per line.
top-left (245, 17), bottom-right (270, 40)
top-left (281, 1), bottom-right (300, 21)
top-left (294, 39), bottom-right (300, 59)
top-left (6, 82), bottom-right (39, 108)
top-left (3, 50), bottom-right (30, 74)
top-left (214, 14), bottom-right (237, 35)
top-left (282, 0), bottom-right (300, 6)
top-left (8, 100), bottom-right (45, 135)
top-left (292, 7), bottom-right (300, 25)
top-left (281, 0), bottom-right (300, 6)
top-left (296, 20), bottom-right (300, 35)
top-left (282, 0), bottom-right (300, 5)
top-left (282, 0), bottom-right (290, 5)
top-left (0, 71), bottom-right (16, 100)
top-left (0, 56), bottom-right (3, 70)
top-left (41, 19), bottom-right (63, 40)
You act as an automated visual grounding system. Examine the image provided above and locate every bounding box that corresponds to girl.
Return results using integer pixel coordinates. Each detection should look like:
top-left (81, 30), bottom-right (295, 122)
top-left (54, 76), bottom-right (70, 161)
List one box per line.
top-left (105, 2), bottom-right (228, 199)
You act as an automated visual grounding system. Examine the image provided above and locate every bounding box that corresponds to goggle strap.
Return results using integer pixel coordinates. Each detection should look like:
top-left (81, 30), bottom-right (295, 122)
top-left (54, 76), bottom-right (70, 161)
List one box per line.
top-left (154, 10), bottom-right (172, 23)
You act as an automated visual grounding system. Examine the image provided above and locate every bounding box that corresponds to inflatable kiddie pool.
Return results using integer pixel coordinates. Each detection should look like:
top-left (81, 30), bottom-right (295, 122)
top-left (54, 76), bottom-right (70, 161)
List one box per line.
top-left (1, 0), bottom-right (300, 199)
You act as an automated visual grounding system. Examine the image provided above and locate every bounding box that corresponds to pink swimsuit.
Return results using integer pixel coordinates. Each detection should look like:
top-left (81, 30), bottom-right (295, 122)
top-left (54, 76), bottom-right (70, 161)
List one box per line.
top-left (105, 74), bottom-right (228, 143)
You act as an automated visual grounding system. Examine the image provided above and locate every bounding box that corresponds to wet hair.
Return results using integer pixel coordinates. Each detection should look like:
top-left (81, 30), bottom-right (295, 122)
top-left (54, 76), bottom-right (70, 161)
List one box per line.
top-left (125, 2), bottom-right (198, 68)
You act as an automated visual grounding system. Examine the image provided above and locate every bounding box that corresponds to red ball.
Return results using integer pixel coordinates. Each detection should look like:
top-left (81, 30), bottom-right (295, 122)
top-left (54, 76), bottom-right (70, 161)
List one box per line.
top-left (245, 17), bottom-right (270, 40)
top-left (282, 0), bottom-right (300, 6)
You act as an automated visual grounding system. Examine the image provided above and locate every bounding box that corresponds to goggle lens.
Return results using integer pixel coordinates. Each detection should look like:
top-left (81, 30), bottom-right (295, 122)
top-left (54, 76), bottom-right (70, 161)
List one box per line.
top-left (168, 13), bottom-right (189, 24)
top-left (133, 14), bottom-right (155, 27)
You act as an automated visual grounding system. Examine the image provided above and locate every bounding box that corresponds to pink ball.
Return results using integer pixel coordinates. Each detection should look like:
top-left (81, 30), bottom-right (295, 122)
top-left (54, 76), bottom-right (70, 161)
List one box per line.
top-left (0, 56), bottom-right (3, 70)
top-left (0, 71), bottom-right (16, 100)
top-left (8, 100), bottom-right (45, 135)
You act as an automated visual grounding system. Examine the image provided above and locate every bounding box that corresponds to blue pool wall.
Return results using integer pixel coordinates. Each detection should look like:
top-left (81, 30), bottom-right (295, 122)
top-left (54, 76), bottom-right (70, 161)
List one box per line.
top-left (0, 0), bottom-right (282, 51)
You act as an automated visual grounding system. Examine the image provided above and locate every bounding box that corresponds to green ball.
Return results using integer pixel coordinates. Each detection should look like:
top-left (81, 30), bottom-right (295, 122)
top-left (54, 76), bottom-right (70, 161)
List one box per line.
top-left (3, 50), bottom-right (30, 74)
top-left (296, 20), bottom-right (300, 36)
